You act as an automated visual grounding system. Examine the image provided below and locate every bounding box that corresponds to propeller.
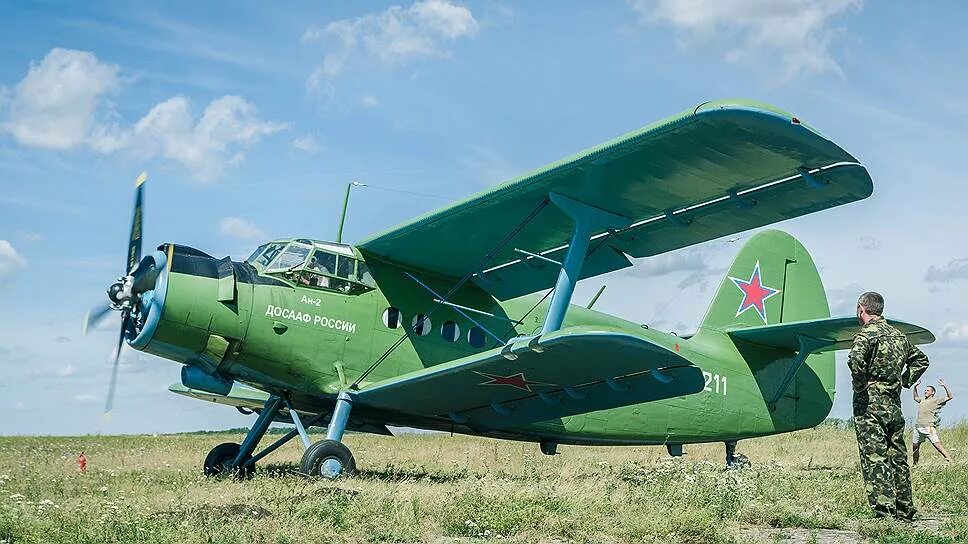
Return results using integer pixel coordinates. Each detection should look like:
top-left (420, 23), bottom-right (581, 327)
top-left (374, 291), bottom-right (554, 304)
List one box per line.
top-left (85, 172), bottom-right (150, 418)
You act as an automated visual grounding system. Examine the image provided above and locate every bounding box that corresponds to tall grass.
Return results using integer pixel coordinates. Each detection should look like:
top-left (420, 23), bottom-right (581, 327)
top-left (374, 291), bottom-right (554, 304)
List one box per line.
top-left (0, 422), bottom-right (964, 543)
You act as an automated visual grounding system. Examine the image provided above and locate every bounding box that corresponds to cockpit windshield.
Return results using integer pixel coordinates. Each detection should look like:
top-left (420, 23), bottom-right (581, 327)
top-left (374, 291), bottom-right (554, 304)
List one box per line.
top-left (266, 243), bottom-right (312, 272)
top-left (253, 242), bottom-right (285, 268)
top-left (246, 244), bottom-right (268, 264)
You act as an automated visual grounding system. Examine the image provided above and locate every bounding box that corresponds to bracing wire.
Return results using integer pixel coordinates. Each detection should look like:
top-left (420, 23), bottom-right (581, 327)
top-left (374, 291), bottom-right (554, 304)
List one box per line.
top-left (498, 231), bottom-right (616, 340)
top-left (350, 198), bottom-right (550, 388)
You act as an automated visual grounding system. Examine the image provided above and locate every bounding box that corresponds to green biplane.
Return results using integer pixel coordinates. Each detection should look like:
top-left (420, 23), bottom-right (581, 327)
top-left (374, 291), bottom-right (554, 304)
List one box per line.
top-left (86, 100), bottom-right (934, 478)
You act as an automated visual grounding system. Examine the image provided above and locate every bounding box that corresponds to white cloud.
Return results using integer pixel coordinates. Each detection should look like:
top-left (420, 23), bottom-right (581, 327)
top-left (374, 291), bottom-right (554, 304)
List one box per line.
top-left (858, 236), bottom-right (880, 251)
top-left (304, 0), bottom-right (477, 97)
top-left (939, 322), bottom-right (968, 345)
top-left (291, 134), bottom-right (321, 154)
top-left (0, 240), bottom-right (26, 285)
top-left (55, 364), bottom-right (76, 378)
top-left (360, 94), bottom-right (379, 108)
top-left (630, 0), bottom-right (861, 81)
top-left (74, 393), bottom-right (98, 403)
top-left (0, 49), bottom-right (287, 181)
top-left (0, 48), bottom-right (120, 149)
top-left (99, 95), bottom-right (289, 181)
top-left (925, 258), bottom-right (968, 284)
top-left (627, 248), bottom-right (707, 278)
top-left (219, 217), bottom-right (267, 241)
top-left (825, 282), bottom-right (864, 315)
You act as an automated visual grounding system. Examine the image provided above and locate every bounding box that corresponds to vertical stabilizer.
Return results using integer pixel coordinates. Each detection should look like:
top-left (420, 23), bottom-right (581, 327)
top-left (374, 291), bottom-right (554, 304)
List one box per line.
top-left (699, 230), bottom-right (830, 331)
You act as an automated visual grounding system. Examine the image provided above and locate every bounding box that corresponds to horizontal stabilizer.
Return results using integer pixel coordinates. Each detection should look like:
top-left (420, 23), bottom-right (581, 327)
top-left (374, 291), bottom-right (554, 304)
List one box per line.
top-left (728, 316), bottom-right (935, 352)
top-left (355, 327), bottom-right (705, 429)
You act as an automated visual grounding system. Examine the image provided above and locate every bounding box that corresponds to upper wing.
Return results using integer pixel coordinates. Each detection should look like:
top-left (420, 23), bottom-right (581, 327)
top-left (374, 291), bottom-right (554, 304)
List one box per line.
top-left (728, 316), bottom-right (936, 352)
top-left (354, 327), bottom-right (705, 429)
top-left (358, 100), bottom-right (873, 299)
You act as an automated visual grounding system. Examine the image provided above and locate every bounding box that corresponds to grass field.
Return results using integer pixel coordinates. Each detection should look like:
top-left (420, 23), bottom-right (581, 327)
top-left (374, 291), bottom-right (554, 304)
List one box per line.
top-left (0, 422), bottom-right (966, 543)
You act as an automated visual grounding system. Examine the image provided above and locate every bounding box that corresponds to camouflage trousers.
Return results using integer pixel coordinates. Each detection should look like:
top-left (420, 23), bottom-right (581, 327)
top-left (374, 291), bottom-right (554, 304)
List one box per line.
top-left (853, 402), bottom-right (916, 519)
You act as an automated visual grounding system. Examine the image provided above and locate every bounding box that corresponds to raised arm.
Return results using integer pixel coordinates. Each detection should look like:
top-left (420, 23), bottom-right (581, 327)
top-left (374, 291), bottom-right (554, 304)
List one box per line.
top-left (939, 378), bottom-right (953, 402)
top-left (913, 380), bottom-right (921, 403)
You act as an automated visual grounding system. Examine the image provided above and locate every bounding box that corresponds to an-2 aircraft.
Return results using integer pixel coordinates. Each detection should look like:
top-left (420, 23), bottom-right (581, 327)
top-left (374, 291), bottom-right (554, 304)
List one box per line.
top-left (86, 100), bottom-right (934, 479)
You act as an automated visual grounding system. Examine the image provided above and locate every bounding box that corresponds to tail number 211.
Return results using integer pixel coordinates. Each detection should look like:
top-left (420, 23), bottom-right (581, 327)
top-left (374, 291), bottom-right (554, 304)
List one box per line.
top-left (702, 371), bottom-right (727, 396)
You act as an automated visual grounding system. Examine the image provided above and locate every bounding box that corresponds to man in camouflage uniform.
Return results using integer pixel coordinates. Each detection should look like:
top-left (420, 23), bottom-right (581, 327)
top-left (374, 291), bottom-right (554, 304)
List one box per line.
top-left (848, 292), bottom-right (929, 520)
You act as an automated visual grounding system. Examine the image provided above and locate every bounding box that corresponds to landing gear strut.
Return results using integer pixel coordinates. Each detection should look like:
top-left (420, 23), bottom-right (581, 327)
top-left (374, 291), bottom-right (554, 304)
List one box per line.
top-left (202, 394), bottom-right (328, 479)
top-left (300, 391), bottom-right (357, 479)
top-left (725, 440), bottom-right (750, 469)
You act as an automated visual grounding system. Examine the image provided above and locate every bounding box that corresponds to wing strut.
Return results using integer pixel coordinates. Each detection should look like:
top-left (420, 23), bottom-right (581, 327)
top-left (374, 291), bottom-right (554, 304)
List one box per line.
top-left (541, 193), bottom-right (630, 335)
top-left (767, 335), bottom-right (833, 411)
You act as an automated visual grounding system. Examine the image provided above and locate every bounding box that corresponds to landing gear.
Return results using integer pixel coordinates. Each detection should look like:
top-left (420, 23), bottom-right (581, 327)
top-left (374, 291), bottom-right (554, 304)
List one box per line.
top-left (201, 394), bottom-right (329, 479)
top-left (725, 440), bottom-right (750, 469)
top-left (204, 442), bottom-right (253, 478)
top-left (539, 439), bottom-right (558, 456)
top-left (301, 439), bottom-right (356, 478)
top-left (299, 391), bottom-right (356, 480)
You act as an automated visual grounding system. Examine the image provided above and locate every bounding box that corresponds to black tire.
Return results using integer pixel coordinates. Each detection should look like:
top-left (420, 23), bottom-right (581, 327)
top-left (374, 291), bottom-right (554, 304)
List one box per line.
top-left (204, 442), bottom-right (253, 478)
top-left (300, 439), bottom-right (356, 479)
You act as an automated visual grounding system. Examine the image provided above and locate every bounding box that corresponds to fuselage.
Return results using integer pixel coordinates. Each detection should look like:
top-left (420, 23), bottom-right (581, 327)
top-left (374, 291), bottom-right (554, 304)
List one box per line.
top-left (130, 238), bottom-right (835, 447)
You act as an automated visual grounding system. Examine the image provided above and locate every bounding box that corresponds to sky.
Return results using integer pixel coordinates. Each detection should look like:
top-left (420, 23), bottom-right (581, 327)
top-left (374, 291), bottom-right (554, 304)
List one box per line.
top-left (1, 1), bottom-right (967, 435)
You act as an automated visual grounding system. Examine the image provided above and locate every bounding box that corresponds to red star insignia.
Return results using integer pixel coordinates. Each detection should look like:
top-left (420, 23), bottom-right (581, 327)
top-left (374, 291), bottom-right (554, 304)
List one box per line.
top-left (729, 260), bottom-right (781, 323)
top-left (474, 371), bottom-right (545, 392)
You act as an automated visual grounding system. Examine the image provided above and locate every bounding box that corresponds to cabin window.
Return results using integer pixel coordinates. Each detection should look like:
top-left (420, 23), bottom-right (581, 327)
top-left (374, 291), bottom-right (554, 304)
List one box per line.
top-left (467, 326), bottom-right (486, 348)
top-left (441, 320), bottom-right (460, 342)
top-left (383, 307), bottom-right (403, 329)
top-left (267, 244), bottom-right (311, 271)
top-left (412, 314), bottom-right (432, 336)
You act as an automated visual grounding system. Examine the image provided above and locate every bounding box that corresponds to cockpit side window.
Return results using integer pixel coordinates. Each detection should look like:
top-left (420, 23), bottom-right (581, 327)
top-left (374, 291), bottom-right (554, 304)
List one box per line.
top-left (336, 255), bottom-right (355, 279)
top-left (356, 262), bottom-right (375, 286)
top-left (307, 250), bottom-right (337, 275)
top-left (255, 243), bottom-right (285, 267)
top-left (266, 244), bottom-right (312, 271)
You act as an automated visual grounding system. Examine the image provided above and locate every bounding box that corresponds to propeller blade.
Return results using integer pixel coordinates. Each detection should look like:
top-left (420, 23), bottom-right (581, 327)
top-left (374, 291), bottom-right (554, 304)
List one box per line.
top-left (83, 303), bottom-right (114, 335)
top-left (126, 172), bottom-right (147, 275)
top-left (103, 311), bottom-right (129, 416)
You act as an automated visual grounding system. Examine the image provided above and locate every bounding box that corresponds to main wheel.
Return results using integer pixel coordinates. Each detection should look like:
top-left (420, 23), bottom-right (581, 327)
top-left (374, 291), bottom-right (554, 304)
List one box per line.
top-left (300, 439), bottom-right (356, 479)
top-left (204, 442), bottom-right (253, 478)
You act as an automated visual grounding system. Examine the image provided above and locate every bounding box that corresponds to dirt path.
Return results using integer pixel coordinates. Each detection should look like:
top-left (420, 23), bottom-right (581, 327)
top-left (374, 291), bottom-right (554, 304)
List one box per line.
top-left (735, 518), bottom-right (946, 543)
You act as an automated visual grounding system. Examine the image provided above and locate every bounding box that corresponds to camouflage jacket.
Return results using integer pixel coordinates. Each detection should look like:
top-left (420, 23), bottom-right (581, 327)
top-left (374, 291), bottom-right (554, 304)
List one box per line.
top-left (847, 317), bottom-right (929, 402)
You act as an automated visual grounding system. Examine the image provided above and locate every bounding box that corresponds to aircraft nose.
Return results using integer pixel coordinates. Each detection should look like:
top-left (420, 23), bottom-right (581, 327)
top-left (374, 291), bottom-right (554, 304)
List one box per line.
top-left (128, 249), bottom-right (170, 349)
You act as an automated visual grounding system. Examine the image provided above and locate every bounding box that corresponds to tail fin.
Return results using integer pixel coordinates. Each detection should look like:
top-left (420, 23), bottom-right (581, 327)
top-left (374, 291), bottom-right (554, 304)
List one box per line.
top-left (699, 230), bottom-right (829, 331)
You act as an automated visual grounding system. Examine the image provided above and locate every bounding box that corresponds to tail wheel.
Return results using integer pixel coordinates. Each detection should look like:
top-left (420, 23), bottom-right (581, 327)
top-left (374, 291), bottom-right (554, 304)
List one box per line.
top-left (300, 439), bottom-right (356, 479)
top-left (204, 442), bottom-right (253, 479)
